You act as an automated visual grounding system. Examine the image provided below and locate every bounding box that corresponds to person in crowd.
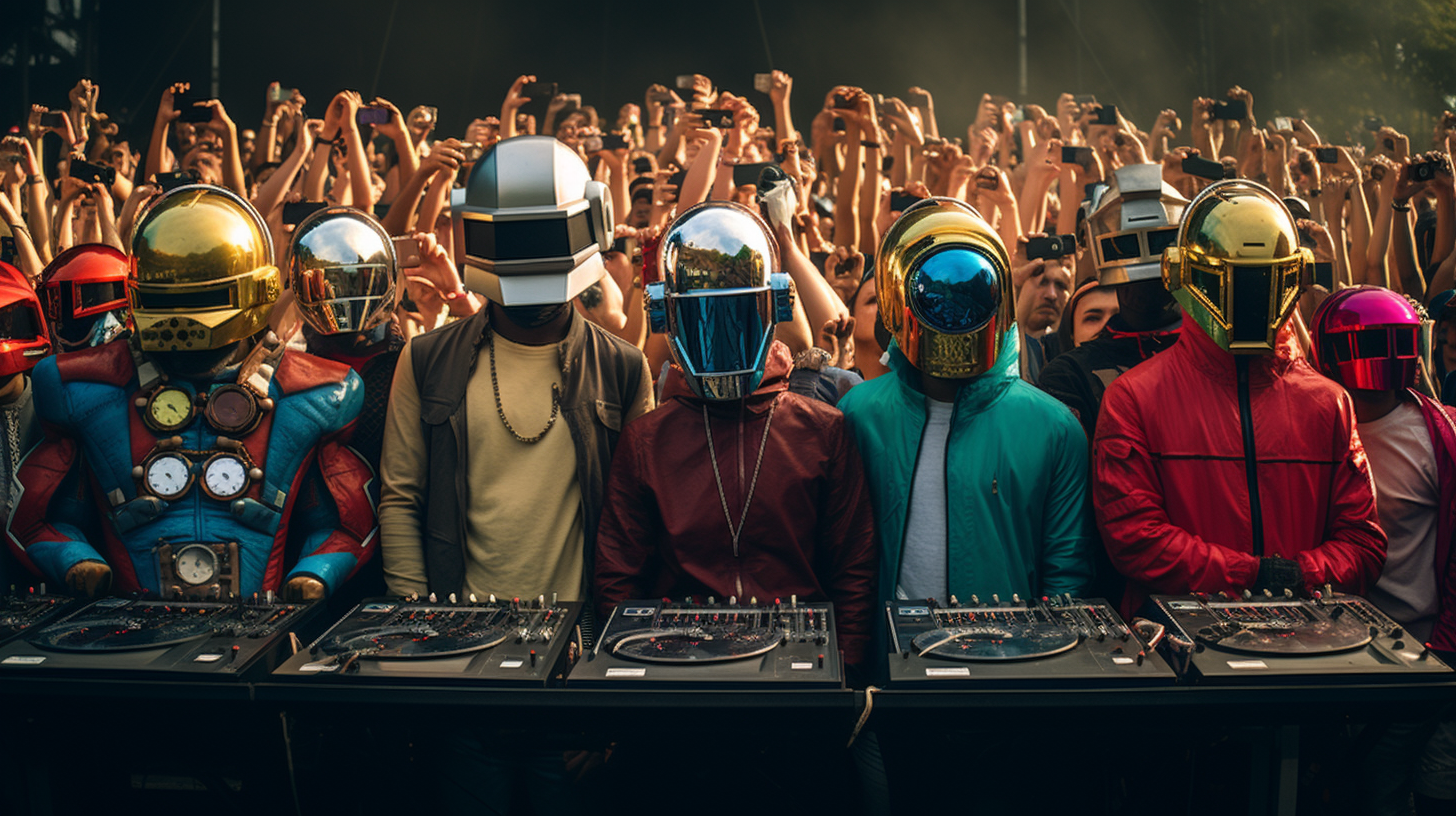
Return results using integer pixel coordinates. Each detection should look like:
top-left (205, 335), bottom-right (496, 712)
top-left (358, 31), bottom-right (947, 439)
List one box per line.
top-left (7, 184), bottom-right (375, 600)
top-left (37, 243), bottom-right (131, 352)
top-left (1039, 164), bottom-right (1188, 440)
top-left (1308, 286), bottom-right (1456, 815)
top-left (378, 136), bottom-right (651, 813)
top-left (1015, 249), bottom-right (1074, 382)
top-left (594, 200), bottom-right (876, 665)
top-left (0, 261), bottom-right (49, 586)
top-left (1094, 179), bottom-right (1386, 617)
top-left (840, 197), bottom-right (1093, 610)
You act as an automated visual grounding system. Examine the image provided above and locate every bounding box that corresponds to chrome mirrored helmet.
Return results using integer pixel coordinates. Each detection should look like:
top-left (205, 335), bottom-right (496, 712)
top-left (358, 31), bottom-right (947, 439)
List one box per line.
top-left (129, 184), bottom-right (279, 352)
top-left (1084, 163), bottom-right (1190, 286)
top-left (39, 243), bottom-right (132, 351)
top-left (877, 197), bottom-right (1013, 379)
top-left (1162, 179), bottom-right (1313, 354)
top-left (287, 206), bottom-right (398, 336)
top-left (450, 135), bottom-right (612, 305)
top-left (646, 202), bottom-right (792, 401)
top-left (1310, 286), bottom-right (1421, 391)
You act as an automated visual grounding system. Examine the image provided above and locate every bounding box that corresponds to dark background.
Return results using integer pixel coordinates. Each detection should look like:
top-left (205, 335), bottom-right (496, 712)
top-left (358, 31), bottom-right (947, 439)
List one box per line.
top-left (2, 0), bottom-right (1452, 153)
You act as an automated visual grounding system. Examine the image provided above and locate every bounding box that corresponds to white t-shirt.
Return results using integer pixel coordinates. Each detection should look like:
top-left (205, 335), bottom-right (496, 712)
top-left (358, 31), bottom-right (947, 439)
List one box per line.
top-left (1360, 400), bottom-right (1440, 642)
top-left (897, 397), bottom-right (954, 601)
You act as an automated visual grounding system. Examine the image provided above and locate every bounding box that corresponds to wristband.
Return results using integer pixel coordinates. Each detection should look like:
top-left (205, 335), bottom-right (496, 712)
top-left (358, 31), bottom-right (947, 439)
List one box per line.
top-left (1307, 188), bottom-right (1321, 197)
top-left (26, 175), bottom-right (43, 186)
top-left (861, 140), bottom-right (881, 149)
top-left (1392, 201), bottom-right (1412, 212)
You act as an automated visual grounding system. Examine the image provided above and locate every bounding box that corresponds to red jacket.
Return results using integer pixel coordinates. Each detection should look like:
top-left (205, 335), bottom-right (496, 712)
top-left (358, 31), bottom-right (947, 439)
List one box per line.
top-left (1416, 392), bottom-right (1456, 652)
top-left (594, 342), bottom-right (878, 665)
top-left (1093, 313), bottom-right (1387, 617)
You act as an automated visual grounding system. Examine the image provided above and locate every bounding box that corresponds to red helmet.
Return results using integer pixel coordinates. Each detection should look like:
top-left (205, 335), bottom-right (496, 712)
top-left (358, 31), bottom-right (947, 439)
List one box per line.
top-left (1310, 285), bottom-right (1420, 391)
top-left (0, 261), bottom-right (50, 377)
top-left (38, 244), bottom-right (132, 351)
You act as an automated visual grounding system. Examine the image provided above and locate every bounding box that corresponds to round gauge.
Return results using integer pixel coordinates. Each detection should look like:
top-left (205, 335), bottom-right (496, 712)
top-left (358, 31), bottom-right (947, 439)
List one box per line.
top-left (204, 385), bottom-right (260, 434)
top-left (145, 387), bottom-right (195, 432)
top-left (143, 452), bottom-right (193, 499)
top-left (173, 544), bottom-right (218, 586)
top-left (201, 453), bottom-right (249, 500)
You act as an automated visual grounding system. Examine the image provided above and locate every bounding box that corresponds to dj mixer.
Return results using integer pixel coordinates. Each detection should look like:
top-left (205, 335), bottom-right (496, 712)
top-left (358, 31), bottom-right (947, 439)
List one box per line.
top-left (0, 588), bottom-right (75, 647)
top-left (271, 594), bottom-right (582, 687)
top-left (568, 597), bottom-right (843, 688)
top-left (1149, 589), bottom-right (1452, 684)
top-left (0, 593), bottom-right (316, 679)
top-left (884, 595), bottom-right (1176, 687)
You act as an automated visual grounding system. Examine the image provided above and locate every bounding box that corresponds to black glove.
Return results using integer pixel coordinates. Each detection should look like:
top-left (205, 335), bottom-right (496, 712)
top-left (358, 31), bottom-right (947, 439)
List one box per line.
top-left (1252, 557), bottom-right (1304, 593)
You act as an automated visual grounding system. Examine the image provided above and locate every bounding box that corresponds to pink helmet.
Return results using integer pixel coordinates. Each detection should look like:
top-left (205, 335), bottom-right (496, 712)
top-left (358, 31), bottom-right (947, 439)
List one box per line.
top-left (1310, 286), bottom-right (1420, 391)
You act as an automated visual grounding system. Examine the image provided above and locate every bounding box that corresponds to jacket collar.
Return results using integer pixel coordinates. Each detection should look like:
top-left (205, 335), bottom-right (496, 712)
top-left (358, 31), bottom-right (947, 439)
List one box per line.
top-left (1175, 310), bottom-right (1300, 387)
top-left (661, 340), bottom-right (793, 414)
top-left (885, 324), bottom-right (1022, 415)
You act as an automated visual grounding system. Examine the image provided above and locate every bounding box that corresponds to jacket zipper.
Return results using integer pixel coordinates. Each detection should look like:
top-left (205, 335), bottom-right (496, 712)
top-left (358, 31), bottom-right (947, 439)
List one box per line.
top-left (1235, 357), bottom-right (1265, 557)
top-left (941, 391), bottom-right (959, 603)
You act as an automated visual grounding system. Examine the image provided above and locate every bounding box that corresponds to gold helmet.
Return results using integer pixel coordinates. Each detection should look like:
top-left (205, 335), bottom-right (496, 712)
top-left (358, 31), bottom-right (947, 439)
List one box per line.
top-left (876, 198), bottom-right (1014, 379)
top-left (1162, 179), bottom-right (1312, 354)
top-left (129, 184), bottom-right (279, 352)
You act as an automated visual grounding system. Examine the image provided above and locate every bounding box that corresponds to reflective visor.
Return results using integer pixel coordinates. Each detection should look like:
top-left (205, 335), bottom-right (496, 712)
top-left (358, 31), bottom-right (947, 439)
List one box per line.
top-left (0, 301), bottom-right (41, 341)
top-left (671, 289), bottom-right (771, 375)
top-left (908, 247), bottom-right (1001, 334)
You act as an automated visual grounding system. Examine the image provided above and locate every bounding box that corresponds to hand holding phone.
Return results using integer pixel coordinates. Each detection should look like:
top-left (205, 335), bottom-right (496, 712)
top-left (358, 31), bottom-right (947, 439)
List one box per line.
top-left (391, 236), bottom-right (422, 269)
top-left (1211, 99), bottom-right (1248, 121)
top-left (1313, 146), bottom-right (1339, 164)
top-left (282, 201), bottom-right (328, 227)
top-left (753, 73), bottom-right (773, 94)
top-left (1181, 155), bottom-right (1225, 180)
top-left (1026, 234), bottom-right (1076, 260)
top-left (1061, 146), bottom-right (1094, 166)
top-left (694, 109), bottom-right (735, 129)
top-left (69, 160), bottom-right (116, 186)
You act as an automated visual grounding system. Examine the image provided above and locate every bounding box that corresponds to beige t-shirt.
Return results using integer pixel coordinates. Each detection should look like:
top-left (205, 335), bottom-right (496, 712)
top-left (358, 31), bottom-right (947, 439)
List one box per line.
top-left (379, 334), bottom-right (584, 602)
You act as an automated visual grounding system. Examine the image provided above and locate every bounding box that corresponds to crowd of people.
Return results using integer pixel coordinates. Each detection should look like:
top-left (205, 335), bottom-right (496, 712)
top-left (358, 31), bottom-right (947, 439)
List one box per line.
top-left (1, 67), bottom-right (1455, 815)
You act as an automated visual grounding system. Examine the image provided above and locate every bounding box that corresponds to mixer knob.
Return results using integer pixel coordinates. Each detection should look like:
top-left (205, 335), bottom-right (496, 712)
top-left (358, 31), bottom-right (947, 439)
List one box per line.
top-left (1241, 590), bottom-right (1252, 601)
top-left (1012, 594), bottom-right (1021, 605)
top-left (750, 597), bottom-right (757, 605)
top-left (1391, 627), bottom-right (1404, 639)
top-left (707, 596), bottom-right (715, 605)
top-left (470, 594), bottom-right (478, 604)
top-left (1283, 589), bottom-right (1293, 599)
top-left (1262, 589), bottom-right (1273, 599)
top-left (729, 596), bottom-right (737, 605)
top-left (970, 595), bottom-right (980, 605)
top-left (791, 595), bottom-right (798, 608)
top-left (551, 592), bottom-right (558, 607)
top-left (449, 593), bottom-right (457, 605)
top-left (429, 593), bottom-right (437, 603)
top-left (1324, 583), bottom-right (1334, 598)
top-left (991, 594), bottom-right (1000, 605)
top-left (949, 595), bottom-right (959, 607)
top-left (489, 594), bottom-right (496, 604)
top-left (538, 595), bottom-right (545, 608)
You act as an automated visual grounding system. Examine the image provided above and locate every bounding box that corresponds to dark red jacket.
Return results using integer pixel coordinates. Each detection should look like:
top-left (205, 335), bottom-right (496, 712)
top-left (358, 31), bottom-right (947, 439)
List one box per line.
top-left (594, 342), bottom-right (878, 665)
top-left (1093, 312), bottom-right (1387, 617)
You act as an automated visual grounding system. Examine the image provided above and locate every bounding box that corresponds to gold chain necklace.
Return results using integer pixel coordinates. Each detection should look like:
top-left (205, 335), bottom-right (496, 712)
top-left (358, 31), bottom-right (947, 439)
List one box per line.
top-left (487, 333), bottom-right (561, 444)
top-left (703, 394), bottom-right (778, 556)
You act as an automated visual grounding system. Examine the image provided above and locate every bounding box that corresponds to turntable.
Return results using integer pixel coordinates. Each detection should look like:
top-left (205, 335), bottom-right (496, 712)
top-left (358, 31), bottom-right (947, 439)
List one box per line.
top-left (0, 593), bottom-right (317, 679)
top-left (1149, 589), bottom-right (1451, 683)
top-left (567, 597), bottom-right (843, 688)
top-left (271, 594), bottom-right (582, 687)
top-left (0, 586), bottom-right (76, 647)
top-left (883, 595), bottom-right (1176, 687)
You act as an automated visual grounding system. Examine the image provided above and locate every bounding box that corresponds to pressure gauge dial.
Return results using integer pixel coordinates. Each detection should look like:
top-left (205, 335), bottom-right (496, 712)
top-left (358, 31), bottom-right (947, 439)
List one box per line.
top-left (144, 386), bottom-right (195, 433)
top-left (203, 384), bottom-right (263, 435)
top-left (173, 544), bottom-right (219, 586)
top-left (201, 453), bottom-right (250, 500)
top-left (142, 452), bottom-right (193, 499)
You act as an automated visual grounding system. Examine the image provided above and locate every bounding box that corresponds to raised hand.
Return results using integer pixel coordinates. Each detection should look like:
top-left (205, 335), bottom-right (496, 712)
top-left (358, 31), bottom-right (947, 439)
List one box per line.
top-left (769, 70), bottom-right (792, 106)
top-left (158, 82), bottom-right (191, 124)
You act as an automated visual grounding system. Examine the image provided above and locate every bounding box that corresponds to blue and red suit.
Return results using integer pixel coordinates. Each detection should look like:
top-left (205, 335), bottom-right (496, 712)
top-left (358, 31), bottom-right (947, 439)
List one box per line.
top-left (6, 339), bottom-right (376, 597)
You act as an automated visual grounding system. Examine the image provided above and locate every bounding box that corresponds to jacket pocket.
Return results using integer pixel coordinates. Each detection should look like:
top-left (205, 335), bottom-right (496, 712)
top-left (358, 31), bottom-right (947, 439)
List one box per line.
top-left (594, 399), bottom-right (623, 432)
top-left (419, 395), bottom-right (456, 426)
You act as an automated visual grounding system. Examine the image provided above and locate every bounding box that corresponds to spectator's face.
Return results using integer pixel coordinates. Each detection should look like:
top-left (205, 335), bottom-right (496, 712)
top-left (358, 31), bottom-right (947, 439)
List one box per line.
top-left (1071, 288), bottom-right (1118, 346)
top-left (1018, 259), bottom-right (1073, 334)
top-left (853, 278), bottom-right (879, 349)
top-left (627, 197), bottom-right (652, 228)
top-left (182, 143), bottom-right (223, 185)
top-left (555, 113), bottom-right (584, 147)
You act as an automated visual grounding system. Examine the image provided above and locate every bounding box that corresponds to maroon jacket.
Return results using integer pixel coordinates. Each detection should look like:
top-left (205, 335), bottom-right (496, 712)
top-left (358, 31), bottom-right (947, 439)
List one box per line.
top-left (1416, 392), bottom-right (1456, 652)
top-left (594, 342), bottom-right (878, 665)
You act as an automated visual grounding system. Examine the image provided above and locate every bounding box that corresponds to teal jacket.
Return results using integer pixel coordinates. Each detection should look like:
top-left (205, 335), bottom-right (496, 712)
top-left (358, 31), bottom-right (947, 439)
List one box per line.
top-left (838, 330), bottom-right (1094, 606)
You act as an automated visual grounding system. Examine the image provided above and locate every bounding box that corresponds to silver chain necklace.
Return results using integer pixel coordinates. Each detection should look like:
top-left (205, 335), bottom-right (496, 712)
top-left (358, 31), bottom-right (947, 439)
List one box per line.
top-left (703, 394), bottom-right (779, 556)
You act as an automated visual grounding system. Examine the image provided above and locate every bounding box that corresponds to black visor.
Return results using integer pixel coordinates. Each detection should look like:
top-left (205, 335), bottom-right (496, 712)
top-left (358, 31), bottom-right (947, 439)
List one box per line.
top-left (463, 210), bottom-right (595, 262)
top-left (0, 301), bottom-right (41, 341)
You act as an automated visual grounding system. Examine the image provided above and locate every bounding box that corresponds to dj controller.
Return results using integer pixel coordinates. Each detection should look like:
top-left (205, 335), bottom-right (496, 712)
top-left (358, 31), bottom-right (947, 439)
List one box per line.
top-left (0, 593), bottom-right (316, 680)
top-left (1149, 589), bottom-right (1452, 684)
top-left (0, 588), bottom-right (76, 647)
top-left (569, 597), bottom-right (843, 688)
top-left (272, 594), bottom-right (582, 687)
top-left (884, 595), bottom-right (1176, 686)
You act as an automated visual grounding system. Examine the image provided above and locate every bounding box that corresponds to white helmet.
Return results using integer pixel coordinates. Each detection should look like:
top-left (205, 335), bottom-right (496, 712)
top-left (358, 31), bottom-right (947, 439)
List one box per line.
top-left (450, 136), bottom-right (613, 305)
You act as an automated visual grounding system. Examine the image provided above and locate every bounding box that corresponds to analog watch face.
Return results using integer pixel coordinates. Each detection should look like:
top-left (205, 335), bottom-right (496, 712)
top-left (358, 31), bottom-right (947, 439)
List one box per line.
top-left (207, 388), bottom-right (254, 430)
top-left (174, 545), bottom-right (218, 585)
top-left (203, 455), bottom-right (248, 499)
top-left (144, 453), bottom-right (191, 498)
top-left (149, 388), bottom-right (193, 430)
